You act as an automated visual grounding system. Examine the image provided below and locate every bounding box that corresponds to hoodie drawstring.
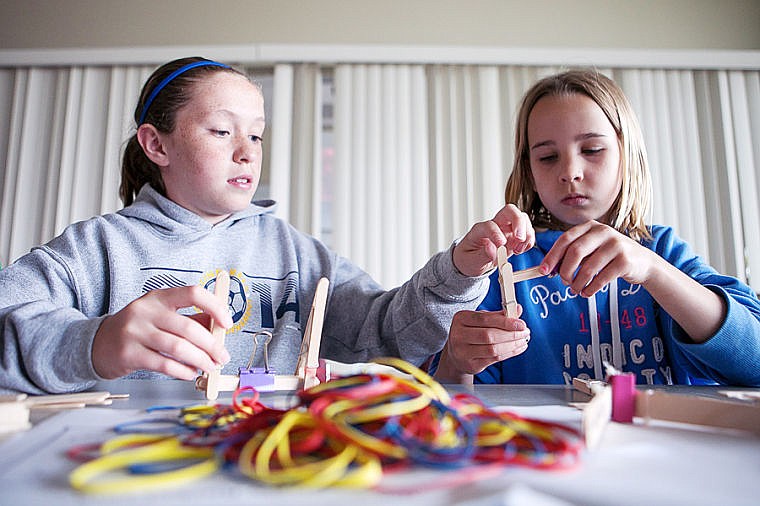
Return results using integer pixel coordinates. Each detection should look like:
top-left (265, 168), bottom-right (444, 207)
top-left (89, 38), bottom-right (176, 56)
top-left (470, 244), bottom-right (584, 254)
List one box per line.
top-left (587, 278), bottom-right (623, 380)
top-left (610, 278), bottom-right (623, 371)
top-left (587, 293), bottom-right (603, 380)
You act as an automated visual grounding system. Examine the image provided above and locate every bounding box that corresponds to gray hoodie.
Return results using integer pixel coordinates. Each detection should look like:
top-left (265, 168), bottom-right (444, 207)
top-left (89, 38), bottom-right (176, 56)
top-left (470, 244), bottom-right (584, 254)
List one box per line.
top-left (0, 185), bottom-right (488, 393)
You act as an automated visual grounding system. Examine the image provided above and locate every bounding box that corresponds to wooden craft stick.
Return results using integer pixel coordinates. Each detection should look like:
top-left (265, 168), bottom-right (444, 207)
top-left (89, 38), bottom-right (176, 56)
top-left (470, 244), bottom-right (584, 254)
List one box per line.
top-left (636, 389), bottom-right (760, 435)
top-left (512, 265), bottom-right (546, 283)
top-left (0, 399), bottom-right (30, 433)
top-left (196, 372), bottom-right (302, 393)
top-left (577, 379), bottom-right (612, 450)
top-left (204, 270), bottom-right (231, 401)
top-left (24, 391), bottom-right (113, 407)
top-left (196, 373), bottom-right (239, 393)
top-left (296, 277), bottom-right (329, 389)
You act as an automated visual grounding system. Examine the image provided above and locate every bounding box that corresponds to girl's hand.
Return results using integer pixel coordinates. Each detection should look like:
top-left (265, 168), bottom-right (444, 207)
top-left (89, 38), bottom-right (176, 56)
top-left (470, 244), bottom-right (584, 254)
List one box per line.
top-left (453, 204), bottom-right (535, 277)
top-left (434, 307), bottom-right (531, 382)
top-left (92, 285), bottom-right (233, 380)
top-left (540, 220), bottom-right (656, 297)
top-left (541, 220), bottom-right (726, 342)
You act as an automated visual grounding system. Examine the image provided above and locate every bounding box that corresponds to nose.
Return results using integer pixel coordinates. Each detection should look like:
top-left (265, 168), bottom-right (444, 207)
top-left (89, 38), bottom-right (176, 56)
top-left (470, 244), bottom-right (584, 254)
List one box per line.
top-left (233, 136), bottom-right (257, 164)
top-left (559, 154), bottom-right (583, 183)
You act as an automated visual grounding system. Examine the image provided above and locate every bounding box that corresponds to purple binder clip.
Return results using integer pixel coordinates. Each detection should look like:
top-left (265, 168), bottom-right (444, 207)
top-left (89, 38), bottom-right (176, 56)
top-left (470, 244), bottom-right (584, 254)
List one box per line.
top-left (239, 367), bottom-right (276, 392)
top-left (238, 330), bottom-right (276, 392)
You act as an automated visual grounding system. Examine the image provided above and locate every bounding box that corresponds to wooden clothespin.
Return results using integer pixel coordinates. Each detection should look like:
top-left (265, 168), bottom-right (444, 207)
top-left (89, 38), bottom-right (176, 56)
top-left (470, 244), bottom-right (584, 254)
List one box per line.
top-left (295, 277), bottom-right (329, 389)
top-left (196, 276), bottom-right (331, 397)
top-left (497, 246), bottom-right (518, 318)
top-left (496, 246), bottom-right (549, 319)
top-left (203, 269), bottom-right (231, 401)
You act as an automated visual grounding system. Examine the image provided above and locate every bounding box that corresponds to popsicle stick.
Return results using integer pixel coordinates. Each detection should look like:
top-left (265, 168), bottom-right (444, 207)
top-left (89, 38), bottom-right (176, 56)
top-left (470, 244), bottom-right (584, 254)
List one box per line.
top-left (24, 391), bottom-right (112, 407)
top-left (297, 277), bottom-right (329, 389)
top-left (512, 265), bottom-right (546, 283)
top-left (636, 389), bottom-right (760, 435)
top-left (579, 380), bottom-right (612, 450)
top-left (204, 270), bottom-right (230, 401)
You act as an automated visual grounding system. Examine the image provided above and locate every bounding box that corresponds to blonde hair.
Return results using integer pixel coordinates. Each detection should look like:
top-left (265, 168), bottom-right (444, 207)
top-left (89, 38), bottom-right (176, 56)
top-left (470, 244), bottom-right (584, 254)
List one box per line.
top-left (505, 69), bottom-right (652, 242)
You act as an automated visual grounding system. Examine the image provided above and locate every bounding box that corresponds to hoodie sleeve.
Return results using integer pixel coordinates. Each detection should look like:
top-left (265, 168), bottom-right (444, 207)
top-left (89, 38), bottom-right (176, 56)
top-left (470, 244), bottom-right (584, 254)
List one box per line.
top-left (317, 240), bottom-right (490, 366)
top-left (0, 247), bottom-right (101, 394)
top-left (652, 226), bottom-right (760, 386)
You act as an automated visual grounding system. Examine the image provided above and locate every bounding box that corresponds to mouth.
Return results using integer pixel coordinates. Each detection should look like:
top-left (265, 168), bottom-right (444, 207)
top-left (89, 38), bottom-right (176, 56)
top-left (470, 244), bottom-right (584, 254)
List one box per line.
top-left (228, 176), bottom-right (254, 188)
top-left (561, 193), bottom-right (589, 207)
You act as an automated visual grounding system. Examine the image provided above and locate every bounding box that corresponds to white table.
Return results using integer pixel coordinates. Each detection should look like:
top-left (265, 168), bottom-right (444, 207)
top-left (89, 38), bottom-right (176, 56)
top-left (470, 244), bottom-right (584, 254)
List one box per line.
top-left (0, 380), bottom-right (758, 506)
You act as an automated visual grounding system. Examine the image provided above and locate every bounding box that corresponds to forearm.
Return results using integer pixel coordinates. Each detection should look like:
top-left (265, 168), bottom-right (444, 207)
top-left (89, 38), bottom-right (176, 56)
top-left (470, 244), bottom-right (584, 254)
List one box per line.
top-left (0, 302), bottom-right (100, 394)
top-left (321, 245), bottom-right (488, 365)
top-left (642, 253), bottom-right (726, 343)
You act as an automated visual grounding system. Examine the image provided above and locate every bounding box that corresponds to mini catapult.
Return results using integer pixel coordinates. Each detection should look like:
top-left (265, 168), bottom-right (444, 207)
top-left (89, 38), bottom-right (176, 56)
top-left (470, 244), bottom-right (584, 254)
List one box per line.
top-left (574, 364), bottom-right (760, 449)
top-left (196, 271), bottom-right (329, 400)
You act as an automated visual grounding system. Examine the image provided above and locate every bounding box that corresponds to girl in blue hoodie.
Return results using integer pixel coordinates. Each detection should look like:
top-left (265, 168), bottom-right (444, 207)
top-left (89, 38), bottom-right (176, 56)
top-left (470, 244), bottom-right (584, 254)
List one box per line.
top-left (435, 70), bottom-right (760, 386)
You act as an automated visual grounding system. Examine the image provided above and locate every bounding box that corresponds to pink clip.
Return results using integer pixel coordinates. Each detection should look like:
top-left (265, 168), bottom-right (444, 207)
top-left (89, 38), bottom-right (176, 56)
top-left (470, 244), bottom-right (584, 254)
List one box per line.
top-left (610, 372), bottom-right (636, 423)
top-left (316, 359), bottom-right (329, 383)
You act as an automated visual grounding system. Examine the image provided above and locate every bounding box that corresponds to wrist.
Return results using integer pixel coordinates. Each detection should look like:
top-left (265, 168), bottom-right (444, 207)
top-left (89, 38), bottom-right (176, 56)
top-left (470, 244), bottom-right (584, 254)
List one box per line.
top-left (433, 345), bottom-right (474, 384)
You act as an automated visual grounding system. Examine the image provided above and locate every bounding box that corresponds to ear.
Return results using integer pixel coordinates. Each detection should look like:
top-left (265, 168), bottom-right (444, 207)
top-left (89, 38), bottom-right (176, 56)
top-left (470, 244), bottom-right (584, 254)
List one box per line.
top-left (136, 124), bottom-right (170, 167)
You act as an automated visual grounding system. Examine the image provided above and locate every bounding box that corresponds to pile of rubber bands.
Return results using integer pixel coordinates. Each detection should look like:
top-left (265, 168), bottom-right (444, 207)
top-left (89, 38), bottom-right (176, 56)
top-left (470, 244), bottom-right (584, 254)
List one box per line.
top-left (67, 358), bottom-right (583, 494)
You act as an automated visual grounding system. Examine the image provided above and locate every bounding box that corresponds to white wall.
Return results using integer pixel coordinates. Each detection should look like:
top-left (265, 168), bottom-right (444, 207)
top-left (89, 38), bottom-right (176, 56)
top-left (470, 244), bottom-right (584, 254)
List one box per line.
top-left (0, 0), bottom-right (758, 51)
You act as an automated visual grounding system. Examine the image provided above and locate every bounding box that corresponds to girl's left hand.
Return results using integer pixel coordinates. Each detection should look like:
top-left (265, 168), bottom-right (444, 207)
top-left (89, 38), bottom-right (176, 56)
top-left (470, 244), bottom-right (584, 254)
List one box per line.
top-left (435, 306), bottom-right (531, 381)
top-left (540, 220), bottom-right (656, 297)
top-left (453, 204), bottom-right (535, 277)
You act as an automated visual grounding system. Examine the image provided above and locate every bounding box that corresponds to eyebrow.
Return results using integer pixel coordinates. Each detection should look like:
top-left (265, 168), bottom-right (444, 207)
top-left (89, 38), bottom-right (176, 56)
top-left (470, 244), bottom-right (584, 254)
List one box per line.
top-left (530, 132), bottom-right (609, 151)
top-left (206, 109), bottom-right (266, 124)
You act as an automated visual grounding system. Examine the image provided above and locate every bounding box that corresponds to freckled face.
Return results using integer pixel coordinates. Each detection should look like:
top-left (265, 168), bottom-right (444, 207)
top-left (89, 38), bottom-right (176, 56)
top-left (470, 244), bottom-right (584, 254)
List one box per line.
top-left (158, 72), bottom-right (265, 224)
top-left (527, 93), bottom-right (622, 226)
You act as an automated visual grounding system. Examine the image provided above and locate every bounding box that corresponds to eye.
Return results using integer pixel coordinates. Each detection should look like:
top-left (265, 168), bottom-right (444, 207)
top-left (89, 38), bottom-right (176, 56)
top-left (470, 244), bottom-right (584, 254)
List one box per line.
top-left (537, 154), bottom-right (558, 163)
top-left (249, 135), bottom-right (262, 143)
top-left (582, 147), bottom-right (604, 155)
top-left (212, 129), bottom-right (230, 137)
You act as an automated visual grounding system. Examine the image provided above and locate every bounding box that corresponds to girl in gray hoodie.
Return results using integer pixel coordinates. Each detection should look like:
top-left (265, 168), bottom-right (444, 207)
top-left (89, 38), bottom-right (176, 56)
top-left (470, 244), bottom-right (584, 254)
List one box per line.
top-left (0, 57), bottom-right (534, 394)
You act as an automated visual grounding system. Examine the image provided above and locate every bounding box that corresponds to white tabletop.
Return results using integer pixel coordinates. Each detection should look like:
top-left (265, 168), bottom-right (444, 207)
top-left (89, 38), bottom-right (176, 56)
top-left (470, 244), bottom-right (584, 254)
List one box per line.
top-left (0, 380), bottom-right (758, 506)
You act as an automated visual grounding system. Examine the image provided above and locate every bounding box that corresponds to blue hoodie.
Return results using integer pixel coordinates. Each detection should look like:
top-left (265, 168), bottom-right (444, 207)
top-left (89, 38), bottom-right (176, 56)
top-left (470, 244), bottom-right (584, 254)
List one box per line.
top-left (476, 226), bottom-right (760, 386)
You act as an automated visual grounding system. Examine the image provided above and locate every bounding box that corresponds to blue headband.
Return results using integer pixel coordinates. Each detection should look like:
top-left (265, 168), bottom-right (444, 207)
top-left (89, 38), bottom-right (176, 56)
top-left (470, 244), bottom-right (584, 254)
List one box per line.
top-left (138, 60), bottom-right (231, 125)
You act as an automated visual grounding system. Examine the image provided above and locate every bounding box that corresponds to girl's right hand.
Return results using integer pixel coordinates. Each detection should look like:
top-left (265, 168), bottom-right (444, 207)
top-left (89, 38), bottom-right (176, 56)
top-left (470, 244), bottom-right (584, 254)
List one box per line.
top-left (91, 285), bottom-right (233, 380)
top-left (434, 307), bottom-right (531, 382)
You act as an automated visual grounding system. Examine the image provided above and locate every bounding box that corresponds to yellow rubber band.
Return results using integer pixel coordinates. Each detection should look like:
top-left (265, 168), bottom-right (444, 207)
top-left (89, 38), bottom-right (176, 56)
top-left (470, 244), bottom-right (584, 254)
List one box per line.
top-left (70, 436), bottom-right (218, 495)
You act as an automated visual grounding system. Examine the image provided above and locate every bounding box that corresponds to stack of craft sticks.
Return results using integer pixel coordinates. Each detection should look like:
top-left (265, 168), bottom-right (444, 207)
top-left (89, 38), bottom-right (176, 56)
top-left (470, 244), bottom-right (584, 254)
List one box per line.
top-left (0, 391), bottom-right (127, 434)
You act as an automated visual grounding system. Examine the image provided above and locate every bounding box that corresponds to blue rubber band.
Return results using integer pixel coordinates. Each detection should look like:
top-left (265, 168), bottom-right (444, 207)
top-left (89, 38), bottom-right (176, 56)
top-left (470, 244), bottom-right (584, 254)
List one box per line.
top-left (138, 60), bottom-right (230, 125)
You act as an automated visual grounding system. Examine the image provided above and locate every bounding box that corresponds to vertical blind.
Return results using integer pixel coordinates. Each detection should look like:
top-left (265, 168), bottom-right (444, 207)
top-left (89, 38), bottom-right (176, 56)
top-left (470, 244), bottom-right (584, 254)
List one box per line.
top-left (0, 59), bottom-right (758, 293)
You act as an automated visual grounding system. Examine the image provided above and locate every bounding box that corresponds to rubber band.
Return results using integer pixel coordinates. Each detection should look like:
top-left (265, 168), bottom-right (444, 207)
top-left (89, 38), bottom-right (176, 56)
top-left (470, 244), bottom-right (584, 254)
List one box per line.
top-left (68, 358), bottom-right (583, 494)
top-left (69, 437), bottom-right (217, 494)
top-left (113, 417), bottom-right (188, 435)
